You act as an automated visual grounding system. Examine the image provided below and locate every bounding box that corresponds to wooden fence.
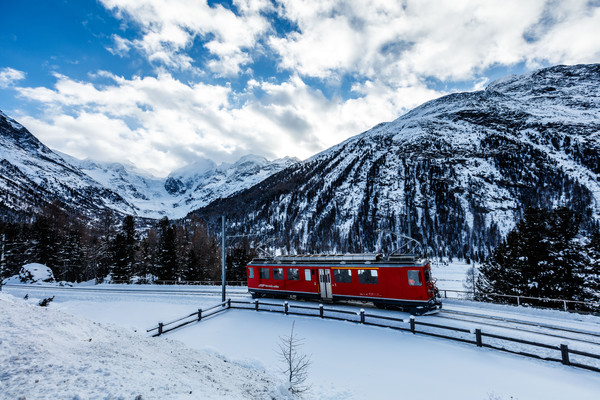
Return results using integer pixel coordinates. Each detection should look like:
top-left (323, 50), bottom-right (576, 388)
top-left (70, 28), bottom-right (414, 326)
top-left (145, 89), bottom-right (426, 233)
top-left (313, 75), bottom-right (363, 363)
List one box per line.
top-left (147, 299), bottom-right (600, 373)
top-left (439, 289), bottom-right (599, 313)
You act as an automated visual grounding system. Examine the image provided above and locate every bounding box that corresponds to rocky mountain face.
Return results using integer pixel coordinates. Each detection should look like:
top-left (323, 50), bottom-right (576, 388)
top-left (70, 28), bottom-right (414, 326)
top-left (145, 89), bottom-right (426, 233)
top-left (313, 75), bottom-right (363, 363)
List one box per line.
top-left (193, 64), bottom-right (600, 260)
top-left (63, 153), bottom-right (298, 220)
top-left (0, 111), bottom-right (298, 222)
top-left (0, 111), bottom-right (136, 222)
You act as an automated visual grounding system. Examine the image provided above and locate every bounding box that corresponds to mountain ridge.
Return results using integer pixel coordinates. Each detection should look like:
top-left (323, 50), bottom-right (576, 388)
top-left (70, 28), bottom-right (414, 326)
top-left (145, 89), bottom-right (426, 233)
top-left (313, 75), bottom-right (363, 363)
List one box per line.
top-left (0, 111), bottom-right (298, 221)
top-left (191, 64), bottom-right (600, 259)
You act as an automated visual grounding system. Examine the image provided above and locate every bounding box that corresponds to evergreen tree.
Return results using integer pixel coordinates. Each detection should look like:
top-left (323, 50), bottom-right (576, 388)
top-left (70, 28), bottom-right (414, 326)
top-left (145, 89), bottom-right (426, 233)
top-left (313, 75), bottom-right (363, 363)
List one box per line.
top-left (29, 216), bottom-right (60, 269)
top-left (155, 217), bottom-right (178, 281)
top-left (138, 229), bottom-right (158, 281)
top-left (111, 233), bottom-right (129, 282)
top-left (478, 207), bottom-right (587, 306)
top-left (584, 232), bottom-right (600, 308)
top-left (56, 228), bottom-right (85, 282)
top-left (226, 239), bottom-right (257, 282)
top-left (110, 215), bottom-right (139, 282)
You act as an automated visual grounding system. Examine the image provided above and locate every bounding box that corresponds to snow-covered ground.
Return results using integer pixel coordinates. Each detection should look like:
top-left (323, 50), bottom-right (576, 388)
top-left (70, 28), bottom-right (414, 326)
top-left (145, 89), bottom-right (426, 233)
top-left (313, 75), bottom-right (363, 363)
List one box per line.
top-left (3, 280), bottom-right (600, 400)
top-left (0, 291), bottom-right (289, 400)
top-left (430, 259), bottom-right (473, 294)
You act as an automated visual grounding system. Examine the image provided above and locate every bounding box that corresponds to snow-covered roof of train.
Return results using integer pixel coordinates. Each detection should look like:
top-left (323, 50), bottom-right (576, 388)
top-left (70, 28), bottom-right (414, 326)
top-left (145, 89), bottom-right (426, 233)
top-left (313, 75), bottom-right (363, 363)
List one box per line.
top-left (250, 253), bottom-right (426, 265)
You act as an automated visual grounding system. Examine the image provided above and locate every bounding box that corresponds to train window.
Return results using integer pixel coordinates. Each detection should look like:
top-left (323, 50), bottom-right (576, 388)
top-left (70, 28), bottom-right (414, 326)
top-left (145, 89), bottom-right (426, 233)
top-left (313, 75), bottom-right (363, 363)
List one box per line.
top-left (287, 268), bottom-right (300, 280)
top-left (273, 268), bottom-right (284, 280)
top-left (248, 267), bottom-right (254, 279)
top-left (260, 268), bottom-right (270, 279)
top-left (407, 270), bottom-right (422, 286)
top-left (358, 269), bottom-right (378, 284)
top-left (304, 269), bottom-right (312, 281)
top-left (333, 269), bottom-right (352, 283)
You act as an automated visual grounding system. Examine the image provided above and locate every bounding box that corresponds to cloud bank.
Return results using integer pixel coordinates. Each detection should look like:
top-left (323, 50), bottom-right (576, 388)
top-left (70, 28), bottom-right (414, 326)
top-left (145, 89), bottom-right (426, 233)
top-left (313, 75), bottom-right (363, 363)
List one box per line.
top-left (6, 0), bottom-right (600, 176)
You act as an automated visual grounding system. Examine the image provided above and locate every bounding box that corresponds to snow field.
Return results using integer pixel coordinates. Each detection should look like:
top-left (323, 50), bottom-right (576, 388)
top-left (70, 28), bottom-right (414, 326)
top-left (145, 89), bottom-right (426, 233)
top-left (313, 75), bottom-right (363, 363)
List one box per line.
top-left (4, 283), bottom-right (600, 399)
top-left (170, 309), bottom-right (600, 400)
top-left (0, 293), bottom-right (289, 400)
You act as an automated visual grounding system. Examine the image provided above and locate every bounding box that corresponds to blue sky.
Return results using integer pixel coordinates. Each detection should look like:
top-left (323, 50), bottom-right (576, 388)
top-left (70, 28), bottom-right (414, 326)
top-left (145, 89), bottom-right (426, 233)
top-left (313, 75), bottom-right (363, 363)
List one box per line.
top-left (1, 0), bottom-right (599, 176)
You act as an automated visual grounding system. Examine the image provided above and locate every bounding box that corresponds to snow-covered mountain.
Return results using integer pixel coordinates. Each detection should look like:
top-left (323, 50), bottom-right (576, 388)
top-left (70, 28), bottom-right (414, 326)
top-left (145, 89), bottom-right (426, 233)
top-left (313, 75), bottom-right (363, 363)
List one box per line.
top-left (0, 110), bottom-right (136, 221)
top-left (192, 64), bottom-right (600, 259)
top-left (62, 153), bottom-right (298, 219)
top-left (1, 110), bottom-right (297, 221)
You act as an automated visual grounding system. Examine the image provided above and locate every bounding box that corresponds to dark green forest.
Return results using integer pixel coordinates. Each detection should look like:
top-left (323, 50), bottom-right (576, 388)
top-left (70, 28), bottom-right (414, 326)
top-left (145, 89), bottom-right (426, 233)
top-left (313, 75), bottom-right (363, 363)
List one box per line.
top-left (0, 203), bottom-right (251, 284)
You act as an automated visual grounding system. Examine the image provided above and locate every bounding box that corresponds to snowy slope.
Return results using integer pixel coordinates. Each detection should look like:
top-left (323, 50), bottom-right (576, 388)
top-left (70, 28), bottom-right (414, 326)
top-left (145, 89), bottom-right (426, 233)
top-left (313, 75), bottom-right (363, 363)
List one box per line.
top-left (0, 110), bottom-right (297, 220)
top-left (194, 64), bottom-right (600, 259)
top-left (0, 292), bottom-right (288, 399)
top-left (61, 152), bottom-right (298, 219)
top-left (0, 111), bottom-right (137, 220)
top-left (3, 285), bottom-right (600, 399)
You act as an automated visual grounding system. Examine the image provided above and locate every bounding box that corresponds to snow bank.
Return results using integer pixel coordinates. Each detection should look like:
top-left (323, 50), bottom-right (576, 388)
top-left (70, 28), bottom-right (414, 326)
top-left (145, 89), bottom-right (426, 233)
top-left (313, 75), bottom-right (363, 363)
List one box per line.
top-left (4, 263), bottom-right (55, 285)
top-left (0, 293), bottom-right (288, 399)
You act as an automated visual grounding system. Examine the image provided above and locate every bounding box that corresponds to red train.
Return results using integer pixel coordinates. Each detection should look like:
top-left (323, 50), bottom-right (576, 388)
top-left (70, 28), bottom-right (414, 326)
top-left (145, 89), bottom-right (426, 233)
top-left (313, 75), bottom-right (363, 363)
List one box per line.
top-left (246, 253), bottom-right (442, 314)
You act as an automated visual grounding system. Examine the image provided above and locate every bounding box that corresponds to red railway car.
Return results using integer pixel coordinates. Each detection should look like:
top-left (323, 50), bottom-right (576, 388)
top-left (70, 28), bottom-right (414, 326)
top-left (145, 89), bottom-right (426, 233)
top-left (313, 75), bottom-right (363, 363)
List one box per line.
top-left (246, 253), bottom-right (442, 314)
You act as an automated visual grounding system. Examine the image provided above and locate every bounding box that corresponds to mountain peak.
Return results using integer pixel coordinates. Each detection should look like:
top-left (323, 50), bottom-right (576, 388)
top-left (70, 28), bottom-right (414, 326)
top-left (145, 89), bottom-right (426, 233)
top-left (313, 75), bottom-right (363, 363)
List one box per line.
top-left (192, 63), bottom-right (600, 258)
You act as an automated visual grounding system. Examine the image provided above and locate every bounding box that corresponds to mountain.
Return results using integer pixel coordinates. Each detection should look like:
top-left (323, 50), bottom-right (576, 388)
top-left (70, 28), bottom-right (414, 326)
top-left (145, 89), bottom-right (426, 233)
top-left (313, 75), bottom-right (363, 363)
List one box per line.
top-left (1, 111), bottom-right (298, 222)
top-left (192, 64), bottom-right (600, 260)
top-left (0, 110), bottom-right (136, 221)
top-left (62, 153), bottom-right (298, 220)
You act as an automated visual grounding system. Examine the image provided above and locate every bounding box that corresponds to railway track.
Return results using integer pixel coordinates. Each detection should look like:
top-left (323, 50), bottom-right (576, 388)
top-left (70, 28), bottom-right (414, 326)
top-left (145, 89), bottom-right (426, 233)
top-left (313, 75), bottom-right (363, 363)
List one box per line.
top-left (2, 284), bottom-right (251, 298)
top-left (434, 308), bottom-right (600, 347)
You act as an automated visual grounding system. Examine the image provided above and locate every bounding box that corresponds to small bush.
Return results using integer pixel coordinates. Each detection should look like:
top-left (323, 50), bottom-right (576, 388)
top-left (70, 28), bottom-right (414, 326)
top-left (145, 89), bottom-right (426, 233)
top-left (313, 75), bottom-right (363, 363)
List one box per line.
top-left (39, 296), bottom-right (55, 307)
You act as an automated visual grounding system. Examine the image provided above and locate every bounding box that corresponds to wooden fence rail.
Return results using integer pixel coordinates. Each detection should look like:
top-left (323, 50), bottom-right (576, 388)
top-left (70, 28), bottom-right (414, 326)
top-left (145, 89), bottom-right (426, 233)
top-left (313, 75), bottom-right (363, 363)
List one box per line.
top-left (438, 289), bottom-right (599, 312)
top-left (147, 298), bottom-right (600, 373)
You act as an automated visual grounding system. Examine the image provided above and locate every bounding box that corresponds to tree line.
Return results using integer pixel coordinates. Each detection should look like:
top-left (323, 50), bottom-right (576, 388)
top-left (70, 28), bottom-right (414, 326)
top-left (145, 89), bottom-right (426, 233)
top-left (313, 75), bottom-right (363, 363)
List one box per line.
top-left (0, 203), bottom-right (254, 284)
top-left (475, 207), bottom-right (600, 310)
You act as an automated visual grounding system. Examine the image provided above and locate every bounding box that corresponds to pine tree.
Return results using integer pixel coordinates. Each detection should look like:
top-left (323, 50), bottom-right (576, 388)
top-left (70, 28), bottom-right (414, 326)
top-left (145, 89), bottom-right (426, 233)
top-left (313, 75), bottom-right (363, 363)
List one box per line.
top-left (584, 232), bottom-right (600, 308)
top-left (156, 217), bottom-right (178, 282)
top-left (57, 229), bottom-right (85, 282)
top-left (478, 207), bottom-right (587, 306)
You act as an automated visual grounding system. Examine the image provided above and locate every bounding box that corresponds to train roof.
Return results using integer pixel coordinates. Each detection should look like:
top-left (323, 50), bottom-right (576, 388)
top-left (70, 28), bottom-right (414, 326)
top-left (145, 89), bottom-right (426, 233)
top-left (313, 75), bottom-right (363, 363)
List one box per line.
top-left (249, 253), bottom-right (427, 266)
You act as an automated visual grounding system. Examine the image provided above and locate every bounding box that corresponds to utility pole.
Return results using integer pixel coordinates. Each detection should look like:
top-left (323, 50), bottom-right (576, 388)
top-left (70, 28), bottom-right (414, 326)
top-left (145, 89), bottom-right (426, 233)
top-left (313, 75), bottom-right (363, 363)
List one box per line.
top-left (405, 161), bottom-right (412, 240)
top-left (221, 216), bottom-right (226, 302)
top-left (0, 233), bottom-right (5, 292)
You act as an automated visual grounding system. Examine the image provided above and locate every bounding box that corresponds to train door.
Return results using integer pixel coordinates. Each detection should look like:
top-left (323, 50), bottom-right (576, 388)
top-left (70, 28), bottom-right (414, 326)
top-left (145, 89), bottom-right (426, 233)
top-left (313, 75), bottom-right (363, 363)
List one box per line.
top-left (319, 269), bottom-right (332, 299)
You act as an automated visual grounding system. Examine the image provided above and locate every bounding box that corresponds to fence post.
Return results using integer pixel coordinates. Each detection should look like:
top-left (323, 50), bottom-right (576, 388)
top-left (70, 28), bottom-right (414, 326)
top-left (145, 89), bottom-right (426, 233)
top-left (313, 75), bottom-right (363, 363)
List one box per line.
top-left (285, 301), bottom-right (289, 315)
top-left (227, 298), bottom-right (231, 309)
top-left (255, 299), bottom-right (259, 311)
top-left (517, 296), bottom-right (520, 307)
top-left (475, 329), bottom-right (482, 347)
top-left (197, 309), bottom-right (202, 321)
top-left (410, 316), bottom-right (415, 334)
top-left (319, 304), bottom-right (324, 318)
top-left (158, 322), bottom-right (164, 336)
top-left (560, 344), bottom-right (570, 365)
top-left (563, 300), bottom-right (567, 312)
top-left (360, 309), bottom-right (365, 324)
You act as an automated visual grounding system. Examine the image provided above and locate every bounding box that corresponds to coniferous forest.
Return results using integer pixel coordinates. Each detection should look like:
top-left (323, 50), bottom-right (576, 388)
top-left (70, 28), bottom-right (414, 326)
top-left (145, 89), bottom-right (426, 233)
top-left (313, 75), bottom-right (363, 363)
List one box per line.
top-left (477, 207), bottom-right (600, 309)
top-left (0, 204), bottom-right (252, 285)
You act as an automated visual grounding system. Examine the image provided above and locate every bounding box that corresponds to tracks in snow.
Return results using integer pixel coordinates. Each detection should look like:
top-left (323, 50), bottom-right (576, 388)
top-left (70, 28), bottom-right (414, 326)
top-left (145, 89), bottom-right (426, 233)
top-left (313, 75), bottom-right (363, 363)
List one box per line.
top-left (434, 308), bottom-right (600, 347)
top-left (2, 284), bottom-right (250, 298)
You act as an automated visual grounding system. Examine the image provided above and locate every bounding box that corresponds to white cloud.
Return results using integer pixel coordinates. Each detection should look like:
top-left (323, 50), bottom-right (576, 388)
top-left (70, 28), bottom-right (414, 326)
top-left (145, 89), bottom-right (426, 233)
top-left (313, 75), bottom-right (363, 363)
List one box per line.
top-left (100, 0), bottom-right (273, 75)
top-left (7, 0), bottom-right (600, 178)
top-left (14, 71), bottom-right (443, 176)
top-left (0, 68), bottom-right (26, 88)
top-left (271, 0), bottom-right (600, 83)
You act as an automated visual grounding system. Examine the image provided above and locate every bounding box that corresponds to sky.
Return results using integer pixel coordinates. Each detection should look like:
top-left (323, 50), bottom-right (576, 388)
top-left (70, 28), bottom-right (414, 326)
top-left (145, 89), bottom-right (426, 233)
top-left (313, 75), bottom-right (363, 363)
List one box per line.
top-left (1, 0), bottom-right (599, 177)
